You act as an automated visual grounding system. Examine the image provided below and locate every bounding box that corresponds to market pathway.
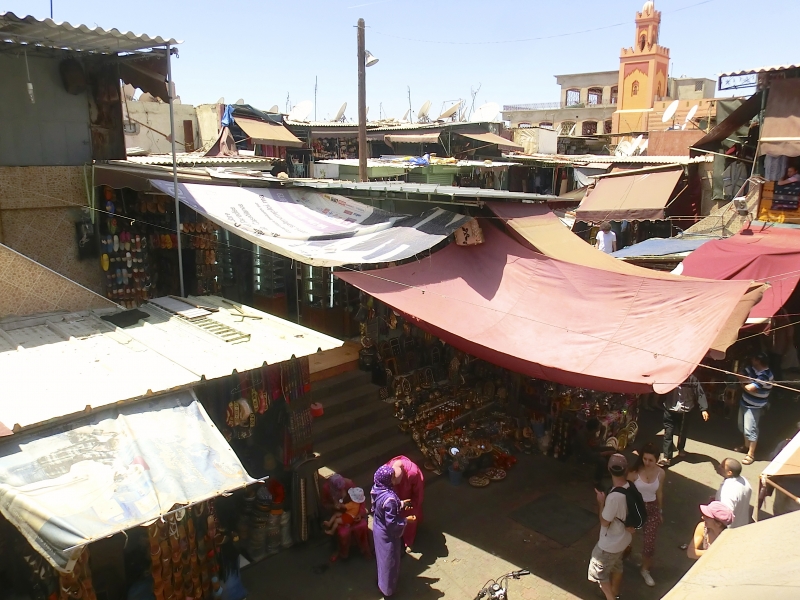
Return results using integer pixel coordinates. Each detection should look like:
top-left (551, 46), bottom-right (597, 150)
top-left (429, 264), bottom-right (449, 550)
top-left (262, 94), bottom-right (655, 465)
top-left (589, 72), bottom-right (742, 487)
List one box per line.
top-left (241, 388), bottom-right (800, 599)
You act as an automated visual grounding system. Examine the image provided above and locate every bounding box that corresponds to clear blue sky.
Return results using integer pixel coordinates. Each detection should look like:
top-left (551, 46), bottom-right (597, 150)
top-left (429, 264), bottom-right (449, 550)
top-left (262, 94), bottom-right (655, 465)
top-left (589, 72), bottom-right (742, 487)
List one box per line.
top-left (5, 0), bottom-right (796, 121)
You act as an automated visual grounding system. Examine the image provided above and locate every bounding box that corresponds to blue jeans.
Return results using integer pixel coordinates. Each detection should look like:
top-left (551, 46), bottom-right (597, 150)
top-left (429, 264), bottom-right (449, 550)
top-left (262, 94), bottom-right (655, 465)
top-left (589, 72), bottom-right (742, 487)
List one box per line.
top-left (738, 404), bottom-right (763, 442)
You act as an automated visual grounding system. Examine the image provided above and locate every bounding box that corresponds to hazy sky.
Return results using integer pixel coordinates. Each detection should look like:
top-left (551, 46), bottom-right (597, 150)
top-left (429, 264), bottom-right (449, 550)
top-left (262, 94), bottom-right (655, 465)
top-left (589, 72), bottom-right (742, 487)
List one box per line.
top-left (5, 0), bottom-right (796, 121)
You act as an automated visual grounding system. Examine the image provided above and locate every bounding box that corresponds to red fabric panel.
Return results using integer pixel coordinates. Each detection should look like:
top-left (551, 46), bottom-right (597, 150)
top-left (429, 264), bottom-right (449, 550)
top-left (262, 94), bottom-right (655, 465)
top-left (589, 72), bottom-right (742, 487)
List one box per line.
top-left (336, 224), bottom-right (754, 394)
top-left (680, 228), bottom-right (800, 318)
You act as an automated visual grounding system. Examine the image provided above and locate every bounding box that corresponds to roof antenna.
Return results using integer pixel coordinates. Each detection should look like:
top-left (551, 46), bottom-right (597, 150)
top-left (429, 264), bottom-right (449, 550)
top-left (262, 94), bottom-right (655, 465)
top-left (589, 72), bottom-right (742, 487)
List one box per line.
top-left (24, 50), bottom-right (34, 103)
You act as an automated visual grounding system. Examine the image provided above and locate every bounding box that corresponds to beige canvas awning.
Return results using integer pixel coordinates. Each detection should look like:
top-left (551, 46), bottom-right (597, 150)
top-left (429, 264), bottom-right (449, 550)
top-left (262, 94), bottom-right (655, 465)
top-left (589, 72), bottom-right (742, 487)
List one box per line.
top-left (486, 201), bottom-right (765, 358)
top-left (764, 430), bottom-right (800, 478)
top-left (575, 168), bottom-right (683, 222)
top-left (235, 117), bottom-right (303, 147)
top-left (759, 79), bottom-right (800, 157)
top-left (384, 133), bottom-right (441, 145)
top-left (457, 131), bottom-right (524, 150)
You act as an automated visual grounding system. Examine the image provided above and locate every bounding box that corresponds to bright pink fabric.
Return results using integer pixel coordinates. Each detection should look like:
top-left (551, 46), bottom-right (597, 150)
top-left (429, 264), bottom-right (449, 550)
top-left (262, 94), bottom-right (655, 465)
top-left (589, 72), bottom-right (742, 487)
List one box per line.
top-left (385, 456), bottom-right (424, 548)
top-left (680, 227), bottom-right (800, 318)
top-left (336, 223), bottom-right (755, 394)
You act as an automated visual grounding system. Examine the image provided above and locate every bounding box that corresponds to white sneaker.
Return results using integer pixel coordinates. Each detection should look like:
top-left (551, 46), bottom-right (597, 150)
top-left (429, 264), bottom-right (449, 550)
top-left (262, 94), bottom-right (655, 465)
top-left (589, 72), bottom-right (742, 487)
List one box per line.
top-left (641, 569), bottom-right (655, 587)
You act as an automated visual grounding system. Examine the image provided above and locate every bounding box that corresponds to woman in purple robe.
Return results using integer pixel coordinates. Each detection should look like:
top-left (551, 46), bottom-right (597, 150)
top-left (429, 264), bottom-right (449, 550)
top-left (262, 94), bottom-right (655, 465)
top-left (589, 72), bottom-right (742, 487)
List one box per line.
top-left (371, 465), bottom-right (415, 597)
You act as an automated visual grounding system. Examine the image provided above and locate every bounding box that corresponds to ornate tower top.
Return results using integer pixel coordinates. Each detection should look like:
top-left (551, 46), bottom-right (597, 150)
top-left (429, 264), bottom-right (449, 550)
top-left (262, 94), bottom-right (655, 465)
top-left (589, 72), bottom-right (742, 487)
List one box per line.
top-left (624, 0), bottom-right (668, 56)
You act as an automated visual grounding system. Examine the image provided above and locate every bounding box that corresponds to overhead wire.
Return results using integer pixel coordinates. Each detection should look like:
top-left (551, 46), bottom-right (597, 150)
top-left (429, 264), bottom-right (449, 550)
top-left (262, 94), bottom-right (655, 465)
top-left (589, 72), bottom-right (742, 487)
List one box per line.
top-left (369, 0), bottom-right (718, 46)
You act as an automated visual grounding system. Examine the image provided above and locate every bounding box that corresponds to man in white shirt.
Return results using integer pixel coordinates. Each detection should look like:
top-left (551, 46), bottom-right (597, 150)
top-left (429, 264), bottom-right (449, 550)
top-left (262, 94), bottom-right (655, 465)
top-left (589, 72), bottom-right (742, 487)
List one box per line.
top-left (589, 454), bottom-right (633, 600)
top-left (715, 457), bottom-right (752, 528)
top-left (595, 222), bottom-right (617, 254)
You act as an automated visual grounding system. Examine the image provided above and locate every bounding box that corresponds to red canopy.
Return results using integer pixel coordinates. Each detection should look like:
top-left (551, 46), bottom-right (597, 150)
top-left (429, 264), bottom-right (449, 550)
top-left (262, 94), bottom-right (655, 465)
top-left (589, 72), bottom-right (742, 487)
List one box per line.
top-left (680, 227), bottom-right (800, 319)
top-left (337, 224), bottom-right (757, 394)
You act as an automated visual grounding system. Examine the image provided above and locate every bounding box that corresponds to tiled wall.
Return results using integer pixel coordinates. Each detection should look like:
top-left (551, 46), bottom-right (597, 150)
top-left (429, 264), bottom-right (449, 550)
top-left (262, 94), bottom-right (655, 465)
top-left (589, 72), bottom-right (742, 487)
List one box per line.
top-left (0, 166), bottom-right (105, 293)
top-left (0, 243), bottom-right (115, 317)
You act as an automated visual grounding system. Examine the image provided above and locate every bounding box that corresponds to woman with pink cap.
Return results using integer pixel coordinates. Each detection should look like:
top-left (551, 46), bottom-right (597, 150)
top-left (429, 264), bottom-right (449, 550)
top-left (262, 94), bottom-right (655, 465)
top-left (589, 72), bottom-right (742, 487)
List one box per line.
top-left (687, 501), bottom-right (734, 559)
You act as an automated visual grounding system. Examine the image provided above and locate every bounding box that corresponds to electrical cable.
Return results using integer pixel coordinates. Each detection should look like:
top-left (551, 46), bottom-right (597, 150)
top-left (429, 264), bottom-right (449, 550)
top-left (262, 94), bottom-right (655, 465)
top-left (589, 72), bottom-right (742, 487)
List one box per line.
top-left (370, 0), bottom-right (718, 46)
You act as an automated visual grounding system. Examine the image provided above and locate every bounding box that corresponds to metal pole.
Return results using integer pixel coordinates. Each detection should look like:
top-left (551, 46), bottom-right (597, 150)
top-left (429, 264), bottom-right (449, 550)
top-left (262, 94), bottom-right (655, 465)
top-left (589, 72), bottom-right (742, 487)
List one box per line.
top-left (166, 44), bottom-right (185, 297)
top-left (357, 18), bottom-right (368, 183)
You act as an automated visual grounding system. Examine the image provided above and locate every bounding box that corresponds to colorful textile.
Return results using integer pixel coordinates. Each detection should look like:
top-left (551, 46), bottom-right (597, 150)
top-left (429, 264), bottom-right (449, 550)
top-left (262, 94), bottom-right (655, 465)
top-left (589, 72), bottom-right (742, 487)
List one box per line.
top-left (385, 455), bottom-right (424, 548)
top-left (642, 500), bottom-right (660, 558)
top-left (371, 466), bottom-right (406, 597)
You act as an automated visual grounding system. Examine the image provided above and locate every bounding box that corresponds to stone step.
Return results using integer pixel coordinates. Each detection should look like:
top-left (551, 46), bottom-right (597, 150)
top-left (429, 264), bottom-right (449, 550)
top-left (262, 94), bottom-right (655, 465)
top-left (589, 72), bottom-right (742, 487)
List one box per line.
top-left (315, 413), bottom-right (400, 463)
top-left (313, 399), bottom-right (391, 444)
top-left (310, 369), bottom-right (371, 398)
top-left (319, 434), bottom-right (416, 489)
top-left (313, 382), bottom-right (381, 418)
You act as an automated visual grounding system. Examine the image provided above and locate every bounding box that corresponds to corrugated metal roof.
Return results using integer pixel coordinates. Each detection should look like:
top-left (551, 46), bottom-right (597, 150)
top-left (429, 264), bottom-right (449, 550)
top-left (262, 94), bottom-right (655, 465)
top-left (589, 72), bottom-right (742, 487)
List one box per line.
top-left (503, 152), bottom-right (712, 165)
top-left (719, 64), bottom-right (800, 77)
top-left (0, 11), bottom-right (179, 53)
top-left (291, 179), bottom-right (560, 201)
top-left (316, 158), bottom-right (520, 169)
top-left (0, 296), bottom-right (343, 433)
top-left (126, 154), bottom-right (275, 167)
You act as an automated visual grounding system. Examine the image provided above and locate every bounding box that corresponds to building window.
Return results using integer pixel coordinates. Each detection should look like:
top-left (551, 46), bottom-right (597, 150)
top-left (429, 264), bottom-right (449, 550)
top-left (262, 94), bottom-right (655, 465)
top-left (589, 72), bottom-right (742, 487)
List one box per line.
top-left (565, 89), bottom-right (581, 106)
top-left (639, 33), bottom-right (647, 51)
top-left (538, 122), bottom-right (553, 130)
top-left (560, 121), bottom-right (576, 136)
top-left (582, 121), bottom-right (598, 136)
top-left (631, 80), bottom-right (639, 96)
top-left (656, 82), bottom-right (662, 98)
top-left (604, 119), bottom-right (613, 134)
top-left (695, 80), bottom-right (704, 92)
top-left (610, 86), bottom-right (618, 105)
top-left (587, 87), bottom-right (603, 105)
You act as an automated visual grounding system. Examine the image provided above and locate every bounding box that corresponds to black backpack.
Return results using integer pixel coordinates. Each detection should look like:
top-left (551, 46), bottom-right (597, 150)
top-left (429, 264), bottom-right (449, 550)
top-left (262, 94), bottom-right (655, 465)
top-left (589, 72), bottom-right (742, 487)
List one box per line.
top-left (610, 485), bottom-right (647, 530)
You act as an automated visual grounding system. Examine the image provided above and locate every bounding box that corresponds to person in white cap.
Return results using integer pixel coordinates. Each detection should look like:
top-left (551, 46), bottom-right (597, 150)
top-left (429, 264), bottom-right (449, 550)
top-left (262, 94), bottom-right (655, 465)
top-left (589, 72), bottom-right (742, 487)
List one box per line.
top-left (323, 487), bottom-right (365, 535)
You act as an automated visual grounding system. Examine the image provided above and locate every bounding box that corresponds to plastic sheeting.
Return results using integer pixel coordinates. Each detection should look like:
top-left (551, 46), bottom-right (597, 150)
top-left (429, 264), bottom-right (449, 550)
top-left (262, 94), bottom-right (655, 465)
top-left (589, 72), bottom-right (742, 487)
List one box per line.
top-left (150, 180), bottom-right (472, 267)
top-left (680, 227), bottom-right (800, 318)
top-left (611, 237), bottom-right (713, 258)
top-left (336, 223), bottom-right (757, 394)
top-left (0, 391), bottom-right (254, 571)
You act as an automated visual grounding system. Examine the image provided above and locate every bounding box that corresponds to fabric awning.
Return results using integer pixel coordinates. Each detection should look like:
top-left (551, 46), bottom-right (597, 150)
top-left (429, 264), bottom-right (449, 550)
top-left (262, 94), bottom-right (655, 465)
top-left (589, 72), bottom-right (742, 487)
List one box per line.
top-left (336, 223), bottom-right (757, 394)
top-left (0, 390), bottom-right (254, 571)
top-left (575, 168), bottom-right (683, 222)
top-left (662, 510), bottom-right (800, 600)
top-left (235, 117), bottom-right (303, 147)
top-left (763, 430), bottom-right (800, 478)
top-left (760, 79), bottom-right (800, 157)
top-left (457, 131), bottom-right (524, 151)
top-left (680, 227), bottom-right (800, 318)
top-left (692, 92), bottom-right (762, 151)
top-left (150, 180), bottom-right (471, 267)
top-left (384, 133), bottom-right (441, 145)
top-left (486, 201), bottom-right (764, 357)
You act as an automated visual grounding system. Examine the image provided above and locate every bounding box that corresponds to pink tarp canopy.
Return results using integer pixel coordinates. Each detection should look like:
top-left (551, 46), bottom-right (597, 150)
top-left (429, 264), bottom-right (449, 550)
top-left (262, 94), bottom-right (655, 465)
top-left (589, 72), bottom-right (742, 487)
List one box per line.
top-left (337, 224), bottom-right (757, 394)
top-left (680, 227), bottom-right (800, 319)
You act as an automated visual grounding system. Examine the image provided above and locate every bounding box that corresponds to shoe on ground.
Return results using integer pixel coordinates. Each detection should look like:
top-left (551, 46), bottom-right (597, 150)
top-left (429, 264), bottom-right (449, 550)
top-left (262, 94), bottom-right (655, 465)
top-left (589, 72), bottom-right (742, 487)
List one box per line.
top-left (641, 569), bottom-right (655, 587)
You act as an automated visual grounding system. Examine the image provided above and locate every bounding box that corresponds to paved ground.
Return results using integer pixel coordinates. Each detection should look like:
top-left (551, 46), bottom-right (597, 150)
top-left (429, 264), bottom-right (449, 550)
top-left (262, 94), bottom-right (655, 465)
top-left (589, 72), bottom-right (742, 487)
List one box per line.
top-left (241, 388), bottom-right (800, 600)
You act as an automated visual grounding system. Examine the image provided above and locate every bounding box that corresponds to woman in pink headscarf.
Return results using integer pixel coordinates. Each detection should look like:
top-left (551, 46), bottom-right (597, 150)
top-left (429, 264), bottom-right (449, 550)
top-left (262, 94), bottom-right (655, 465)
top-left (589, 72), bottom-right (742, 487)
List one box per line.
top-left (385, 455), bottom-right (424, 549)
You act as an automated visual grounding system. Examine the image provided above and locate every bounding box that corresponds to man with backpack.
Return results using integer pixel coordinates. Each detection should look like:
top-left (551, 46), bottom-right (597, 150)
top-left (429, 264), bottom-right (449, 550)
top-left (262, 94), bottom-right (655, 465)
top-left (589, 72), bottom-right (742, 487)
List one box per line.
top-left (589, 454), bottom-right (646, 600)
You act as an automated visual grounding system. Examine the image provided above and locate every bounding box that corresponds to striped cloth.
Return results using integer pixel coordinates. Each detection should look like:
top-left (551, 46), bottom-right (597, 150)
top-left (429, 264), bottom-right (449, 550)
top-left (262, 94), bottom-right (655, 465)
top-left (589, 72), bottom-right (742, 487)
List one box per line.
top-left (741, 366), bottom-right (774, 408)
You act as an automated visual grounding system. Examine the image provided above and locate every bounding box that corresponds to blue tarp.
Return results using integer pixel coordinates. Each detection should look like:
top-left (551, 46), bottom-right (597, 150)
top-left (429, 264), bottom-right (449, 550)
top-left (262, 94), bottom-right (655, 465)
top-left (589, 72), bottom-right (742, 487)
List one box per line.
top-left (611, 237), bottom-right (715, 259)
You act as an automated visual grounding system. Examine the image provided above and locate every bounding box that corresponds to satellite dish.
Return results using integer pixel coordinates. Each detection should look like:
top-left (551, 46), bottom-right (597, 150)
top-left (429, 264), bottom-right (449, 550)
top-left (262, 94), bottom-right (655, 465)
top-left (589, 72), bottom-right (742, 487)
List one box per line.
top-left (437, 100), bottom-right (462, 121)
top-left (418, 100), bottom-right (431, 122)
top-left (685, 104), bottom-right (699, 128)
top-left (287, 100), bottom-right (313, 122)
top-left (662, 99), bottom-right (679, 123)
top-left (332, 102), bottom-right (347, 122)
top-left (268, 105), bottom-right (279, 113)
top-left (629, 134), bottom-right (643, 153)
top-left (639, 139), bottom-right (648, 153)
top-left (471, 102), bottom-right (500, 122)
top-left (235, 98), bottom-right (245, 105)
top-left (615, 140), bottom-right (633, 157)
top-left (401, 109), bottom-right (410, 122)
top-left (216, 97), bottom-right (225, 105)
